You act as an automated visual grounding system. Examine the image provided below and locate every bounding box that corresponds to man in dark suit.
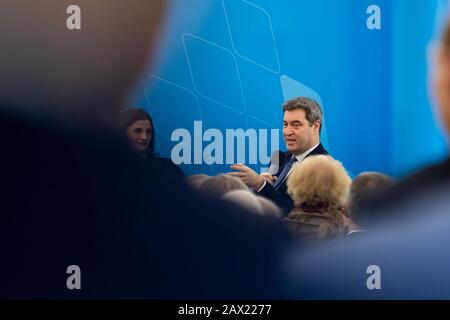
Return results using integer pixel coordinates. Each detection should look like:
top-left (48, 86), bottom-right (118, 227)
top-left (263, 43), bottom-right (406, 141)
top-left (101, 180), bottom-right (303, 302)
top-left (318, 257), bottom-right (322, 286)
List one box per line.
top-left (0, 0), bottom-right (292, 299)
top-left (231, 97), bottom-right (328, 215)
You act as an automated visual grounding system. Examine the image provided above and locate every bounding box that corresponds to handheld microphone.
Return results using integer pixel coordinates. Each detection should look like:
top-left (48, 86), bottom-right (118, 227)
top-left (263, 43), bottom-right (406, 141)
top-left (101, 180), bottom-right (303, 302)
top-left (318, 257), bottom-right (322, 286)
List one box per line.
top-left (267, 150), bottom-right (285, 175)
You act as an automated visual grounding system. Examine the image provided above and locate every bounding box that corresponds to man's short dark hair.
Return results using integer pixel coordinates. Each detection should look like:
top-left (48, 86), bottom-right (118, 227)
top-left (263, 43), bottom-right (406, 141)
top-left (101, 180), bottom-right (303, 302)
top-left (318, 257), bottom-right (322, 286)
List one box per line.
top-left (282, 97), bottom-right (323, 132)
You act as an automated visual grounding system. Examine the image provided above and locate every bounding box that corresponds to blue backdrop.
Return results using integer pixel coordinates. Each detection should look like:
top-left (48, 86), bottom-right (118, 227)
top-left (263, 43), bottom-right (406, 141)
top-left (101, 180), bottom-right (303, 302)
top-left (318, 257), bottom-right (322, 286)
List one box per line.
top-left (131, 0), bottom-right (448, 177)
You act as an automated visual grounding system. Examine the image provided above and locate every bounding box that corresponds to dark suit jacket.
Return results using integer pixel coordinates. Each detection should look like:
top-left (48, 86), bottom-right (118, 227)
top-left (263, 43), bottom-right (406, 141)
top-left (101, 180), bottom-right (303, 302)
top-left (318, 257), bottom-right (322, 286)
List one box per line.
top-left (0, 110), bottom-right (292, 299)
top-left (258, 143), bottom-right (329, 215)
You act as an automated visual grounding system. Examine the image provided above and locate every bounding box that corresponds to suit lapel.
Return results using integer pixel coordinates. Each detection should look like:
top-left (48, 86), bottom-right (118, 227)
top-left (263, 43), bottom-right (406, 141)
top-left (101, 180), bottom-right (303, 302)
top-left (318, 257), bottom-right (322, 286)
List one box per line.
top-left (275, 153), bottom-right (293, 176)
top-left (276, 143), bottom-right (329, 177)
top-left (306, 143), bottom-right (329, 158)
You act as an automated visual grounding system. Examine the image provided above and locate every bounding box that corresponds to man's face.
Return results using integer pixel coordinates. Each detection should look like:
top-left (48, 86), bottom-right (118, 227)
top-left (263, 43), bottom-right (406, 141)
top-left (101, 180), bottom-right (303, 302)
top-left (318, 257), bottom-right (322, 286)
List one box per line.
top-left (283, 108), bottom-right (320, 155)
top-left (126, 119), bottom-right (152, 152)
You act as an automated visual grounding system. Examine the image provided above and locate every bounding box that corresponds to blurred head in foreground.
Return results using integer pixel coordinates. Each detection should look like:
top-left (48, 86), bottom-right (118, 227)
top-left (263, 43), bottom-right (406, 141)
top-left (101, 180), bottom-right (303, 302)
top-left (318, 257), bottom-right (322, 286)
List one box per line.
top-left (185, 174), bottom-right (210, 190)
top-left (222, 189), bottom-right (282, 218)
top-left (198, 174), bottom-right (248, 198)
top-left (0, 0), bottom-right (166, 124)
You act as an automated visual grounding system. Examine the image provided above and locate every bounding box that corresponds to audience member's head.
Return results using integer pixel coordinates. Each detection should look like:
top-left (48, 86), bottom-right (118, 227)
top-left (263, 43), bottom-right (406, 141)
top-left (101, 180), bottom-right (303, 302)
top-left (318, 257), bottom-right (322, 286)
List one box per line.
top-left (222, 190), bottom-right (264, 215)
top-left (258, 197), bottom-right (283, 218)
top-left (198, 174), bottom-right (248, 198)
top-left (286, 155), bottom-right (352, 239)
top-left (185, 174), bottom-right (210, 190)
top-left (220, 189), bottom-right (281, 217)
top-left (120, 108), bottom-right (155, 154)
top-left (217, 189), bottom-right (283, 218)
top-left (0, 0), bottom-right (166, 124)
top-left (347, 172), bottom-right (393, 228)
top-left (288, 155), bottom-right (352, 210)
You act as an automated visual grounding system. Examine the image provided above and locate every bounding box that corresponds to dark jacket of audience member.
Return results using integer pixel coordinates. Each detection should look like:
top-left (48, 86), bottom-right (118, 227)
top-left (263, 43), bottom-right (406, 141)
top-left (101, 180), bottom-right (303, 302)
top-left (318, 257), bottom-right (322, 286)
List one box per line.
top-left (286, 205), bottom-right (349, 241)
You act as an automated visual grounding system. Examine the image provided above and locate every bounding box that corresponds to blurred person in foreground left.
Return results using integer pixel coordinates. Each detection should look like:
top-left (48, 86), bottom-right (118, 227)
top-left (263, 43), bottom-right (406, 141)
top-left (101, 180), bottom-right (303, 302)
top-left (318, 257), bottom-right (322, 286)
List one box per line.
top-left (0, 0), bottom-right (292, 299)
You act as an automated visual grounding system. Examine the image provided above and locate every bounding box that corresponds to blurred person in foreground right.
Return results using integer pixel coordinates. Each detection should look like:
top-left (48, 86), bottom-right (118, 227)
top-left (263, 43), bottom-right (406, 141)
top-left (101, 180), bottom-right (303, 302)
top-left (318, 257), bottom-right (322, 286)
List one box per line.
top-left (284, 17), bottom-right (450, 299)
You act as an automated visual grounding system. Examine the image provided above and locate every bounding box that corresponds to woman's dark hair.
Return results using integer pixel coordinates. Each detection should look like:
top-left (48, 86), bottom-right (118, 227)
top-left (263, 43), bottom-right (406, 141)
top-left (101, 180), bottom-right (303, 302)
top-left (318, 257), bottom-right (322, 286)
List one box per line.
top-left (120, 108), bottom-right (155, 155)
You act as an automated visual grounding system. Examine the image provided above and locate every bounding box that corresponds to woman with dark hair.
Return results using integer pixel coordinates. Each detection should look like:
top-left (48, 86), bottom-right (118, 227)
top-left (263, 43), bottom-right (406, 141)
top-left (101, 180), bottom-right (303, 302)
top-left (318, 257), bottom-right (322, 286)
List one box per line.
top-left (121, 108), bottom-right (155, 156)
top-left (121, 108), bottom-right (184, 179)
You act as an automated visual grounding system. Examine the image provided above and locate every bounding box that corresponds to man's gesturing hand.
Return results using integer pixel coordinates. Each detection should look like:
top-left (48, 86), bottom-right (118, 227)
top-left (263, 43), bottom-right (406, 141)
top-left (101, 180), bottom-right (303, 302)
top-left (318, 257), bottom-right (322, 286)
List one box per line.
top-left (229, 163), bottom-right (265, 191)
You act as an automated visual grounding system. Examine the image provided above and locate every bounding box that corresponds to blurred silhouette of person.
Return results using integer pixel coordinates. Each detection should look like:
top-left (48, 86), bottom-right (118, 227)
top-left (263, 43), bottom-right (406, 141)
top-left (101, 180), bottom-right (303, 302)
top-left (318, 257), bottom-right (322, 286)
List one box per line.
top-left (185, 174), bottom-right (210, 190)
top-left (222, 189), bottom-right (282, 218)
top-left (283, 15), bottom-right (450, 300)
top-left (198, 174), bottom-right (249, 198)
top-left (120, 108), bottom-right (184, 180)
top-left (0, 0), bottom-right (291, 299)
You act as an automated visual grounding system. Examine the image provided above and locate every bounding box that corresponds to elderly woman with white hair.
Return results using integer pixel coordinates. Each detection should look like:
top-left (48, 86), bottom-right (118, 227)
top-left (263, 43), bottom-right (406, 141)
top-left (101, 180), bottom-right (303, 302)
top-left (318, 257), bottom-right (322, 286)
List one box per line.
top-left (285, 155), bottom-right (352, 241)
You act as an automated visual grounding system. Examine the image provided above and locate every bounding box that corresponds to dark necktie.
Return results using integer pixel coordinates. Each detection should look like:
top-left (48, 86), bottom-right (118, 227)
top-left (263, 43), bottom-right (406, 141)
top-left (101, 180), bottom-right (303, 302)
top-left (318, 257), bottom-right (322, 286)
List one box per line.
top-left (273, 155), bottom-right (297, 190)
